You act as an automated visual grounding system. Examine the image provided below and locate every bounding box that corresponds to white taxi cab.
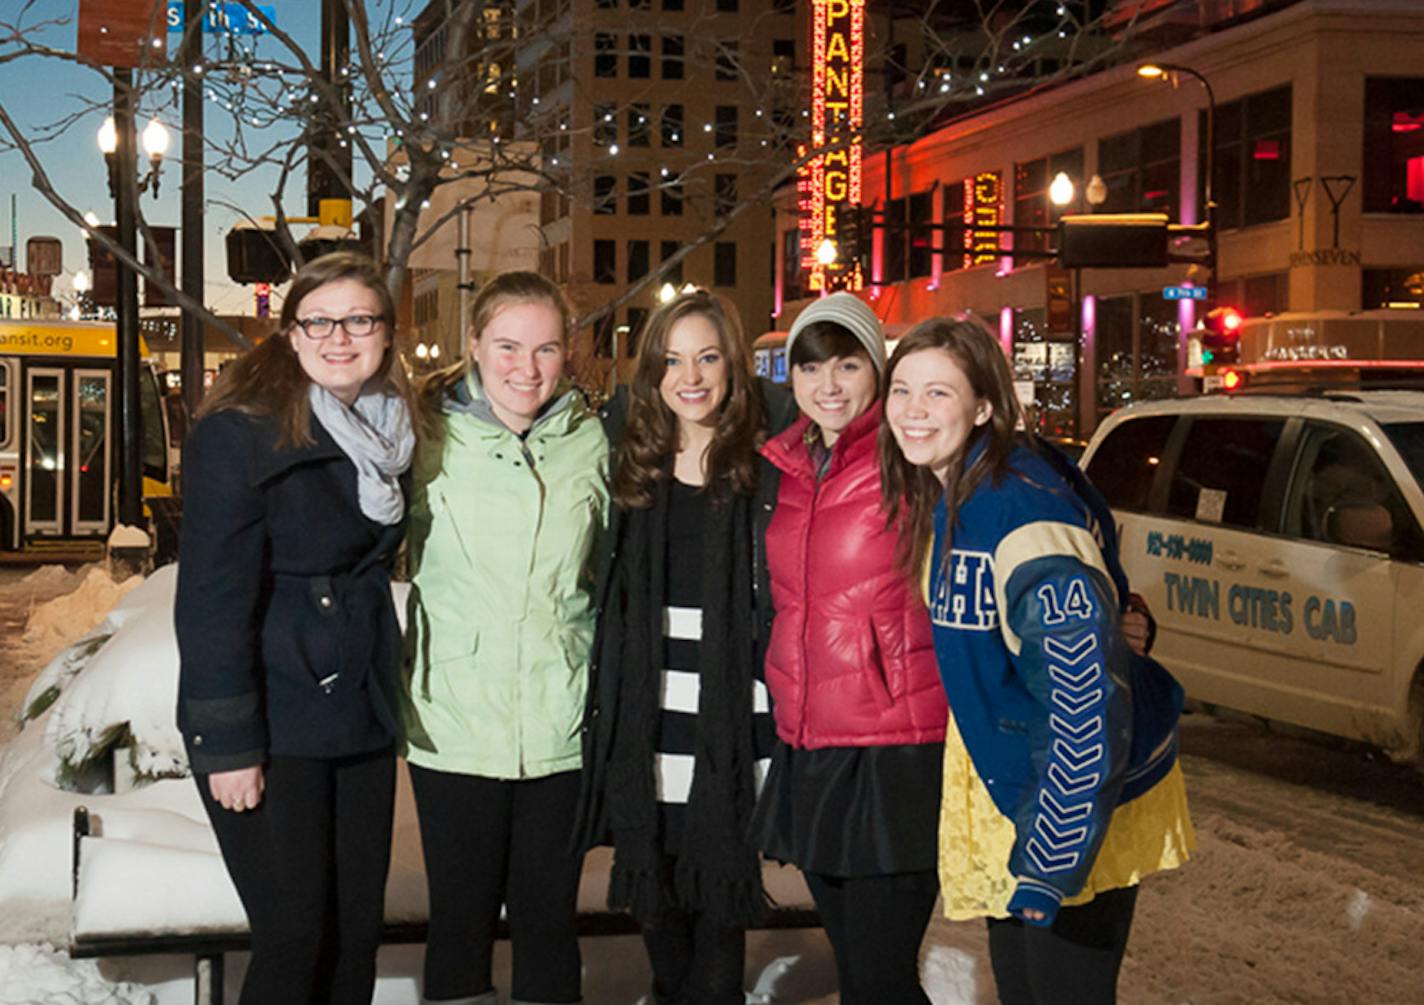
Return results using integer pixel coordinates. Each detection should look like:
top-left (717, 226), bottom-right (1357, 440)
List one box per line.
top-left (1080, 390), bottom-right (1424, 762)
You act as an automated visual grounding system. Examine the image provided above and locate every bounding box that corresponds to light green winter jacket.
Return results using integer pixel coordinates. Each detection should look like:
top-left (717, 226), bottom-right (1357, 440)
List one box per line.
top-left (401, 371), bottom-right (609, 778)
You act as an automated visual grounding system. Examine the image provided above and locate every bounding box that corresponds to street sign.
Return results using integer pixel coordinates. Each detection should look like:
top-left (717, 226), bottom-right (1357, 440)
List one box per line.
top-left (77, 0), bottom-right (163, 68)
top-left (1163, 285), bottom-right (1208, 300)
top-left (166, 2), bottom-right (275, 35)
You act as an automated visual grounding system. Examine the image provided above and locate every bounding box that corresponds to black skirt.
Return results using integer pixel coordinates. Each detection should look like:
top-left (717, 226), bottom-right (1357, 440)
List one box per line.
top-left (750, 739), bottom-right (944, 878)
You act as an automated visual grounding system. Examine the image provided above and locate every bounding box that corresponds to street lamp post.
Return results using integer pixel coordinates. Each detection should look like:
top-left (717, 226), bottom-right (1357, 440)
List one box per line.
top-left (1137, 62), bottom-right (1217, 279)
top-left (98, 76), bottom-right (169, 531)
top-left (1050, 172), bottom-right (1106, 437)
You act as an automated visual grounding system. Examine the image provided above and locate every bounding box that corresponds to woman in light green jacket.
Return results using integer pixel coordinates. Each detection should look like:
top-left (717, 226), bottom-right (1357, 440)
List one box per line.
top-left (402, 271), bottom-right (608, 1005)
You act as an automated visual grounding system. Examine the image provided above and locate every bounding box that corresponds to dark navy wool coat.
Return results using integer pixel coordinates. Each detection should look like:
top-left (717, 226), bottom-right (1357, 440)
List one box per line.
top-left (174, 409), bottom-right (406, 775)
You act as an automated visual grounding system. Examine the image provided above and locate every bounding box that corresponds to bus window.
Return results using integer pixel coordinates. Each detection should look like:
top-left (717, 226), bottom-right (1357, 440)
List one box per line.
top-left (0, 361), bottom-right (10, 450)
top-left (140, 366), bottom-right (169, 483)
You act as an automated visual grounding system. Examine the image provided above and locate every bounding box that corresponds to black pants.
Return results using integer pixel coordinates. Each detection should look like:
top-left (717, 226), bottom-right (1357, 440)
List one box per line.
top-left (986, 885), bottom-right (1139, 1005)
top-left (409, 765), bottom-right (583, 1004)
top-left (198, 748), bottom-right (396, 1005)
top-left (638, 854), bottom-right (746, 1005)
top-left (804, 870), bottom-right (939, 1005)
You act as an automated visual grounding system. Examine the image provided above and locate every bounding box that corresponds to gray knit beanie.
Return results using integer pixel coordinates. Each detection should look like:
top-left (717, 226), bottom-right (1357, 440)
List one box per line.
top-left (785, 292), bottom-right (886, 373)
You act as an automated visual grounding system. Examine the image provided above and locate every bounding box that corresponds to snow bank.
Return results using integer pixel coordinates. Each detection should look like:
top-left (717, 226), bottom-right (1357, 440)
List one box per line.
top-left (0, 943), bottom-right (153, 1004)
top-left (42, 568), bottom-right (185, 785)
top-left (21, 565), bottom-right (142, 670)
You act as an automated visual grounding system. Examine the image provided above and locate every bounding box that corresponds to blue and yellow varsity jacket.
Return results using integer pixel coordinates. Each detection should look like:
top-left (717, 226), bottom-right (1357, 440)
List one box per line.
top-left (927, 440), bottom-right (1182, 923)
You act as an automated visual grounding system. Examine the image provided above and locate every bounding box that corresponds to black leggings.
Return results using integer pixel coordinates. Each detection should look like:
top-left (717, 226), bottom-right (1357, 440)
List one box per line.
top-left (198, 748), bottom-right (396, 1005)
top-left (639, 854), bottom-right (746, 1005)
top-left (409, 765), bottom-right (583, 1004)
top-left (804, 870), bottom-right (939, 1005)
top-left (986, 885), bottom-right (1139, 1005)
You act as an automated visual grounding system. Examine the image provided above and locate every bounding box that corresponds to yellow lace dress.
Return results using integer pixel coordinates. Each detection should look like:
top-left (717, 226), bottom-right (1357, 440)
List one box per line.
top-left (937, 708), bottom-right (1196, 920)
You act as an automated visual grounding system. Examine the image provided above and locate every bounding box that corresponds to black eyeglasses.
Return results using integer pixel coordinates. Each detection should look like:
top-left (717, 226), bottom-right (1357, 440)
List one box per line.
top-left (294, 314), bottom-right (386, 339)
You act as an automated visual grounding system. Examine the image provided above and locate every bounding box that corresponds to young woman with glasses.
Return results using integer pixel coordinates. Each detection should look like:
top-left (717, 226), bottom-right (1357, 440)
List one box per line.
top-left (176, 251), bottom-right (416, 1005)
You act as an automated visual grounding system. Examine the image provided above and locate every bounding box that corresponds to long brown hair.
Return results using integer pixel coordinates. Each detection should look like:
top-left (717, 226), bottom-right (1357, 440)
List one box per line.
top-left (197, 251), bottom-right (407, 447)
top-left (613, 290), bottom-right (764, 508)
top-left (878, 315), bottom-right (1024, 584)
top-left (414, 270), bottom-right (572, 446)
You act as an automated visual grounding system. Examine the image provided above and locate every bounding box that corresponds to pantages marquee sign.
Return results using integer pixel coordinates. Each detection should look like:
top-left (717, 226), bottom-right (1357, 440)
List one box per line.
top-left (799, 0), bottom-right (864, 292)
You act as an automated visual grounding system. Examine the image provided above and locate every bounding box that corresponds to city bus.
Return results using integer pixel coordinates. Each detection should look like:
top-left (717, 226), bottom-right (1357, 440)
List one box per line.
top-left (0, 319), bottom-right (174, 556)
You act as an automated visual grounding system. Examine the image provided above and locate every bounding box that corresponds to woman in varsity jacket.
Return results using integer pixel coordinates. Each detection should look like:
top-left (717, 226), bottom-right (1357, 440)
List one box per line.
top-left (577, 290), bottom-right (790, 1005)
top-left (880, 315), bottom-right (1195, 1005)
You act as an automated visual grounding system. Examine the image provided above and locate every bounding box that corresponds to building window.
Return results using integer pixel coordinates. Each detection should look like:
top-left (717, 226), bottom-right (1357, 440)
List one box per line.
top-left (1363, 267), bottom-right (1424, 308)
top-left (594, 104), bottom-right (616, 146)
top-left (714, 242), bottom-right (737, 286)
top-left (1013, 147), bottom-right (1084, 256)
top-left (662, 178), bottom-right (684, 215)
top-left (716, 41), bottom-right (738, 81)
top-left (1095, 293), bottom-right (1179, 421)
top-left (628, 34), bottom-right (651, 78)
top-left (1213, 272), bottom-right (1289, 316)
top-left (1099, 119), bottom-right (1179, 218)
top-left (882, 197), bottom-right (907, 282)
top-left (628, 239), bottom-right (650, 281)
top-left (662, 35), bottom-right (684, 79)
top-left (593, 314), bottom-right (616, 358)
top-left (660, 240), bottom-right (684, 285)
top-left (663, 0), bottom-right (684, 10)
top-left (781, 227), bottom-right (803, 301)
top-left (716, 0), bottom-right (738, 10)
top-left (596, 0), bottom-right (616, 8)
top-left (661, 104), bottom-right (684, 146)
top-left (594, 33), bottom-right (617, 78)
top-left (627, 172), bottom-right (650, 215)
top-left (942, 180), bottom-right (967, 273)
top-left (1207, 85), bottom-right (1292, 230)
top-left (715, 173), bottom-right (738, 217)
top-left (771, 39), bottom-right (794, 77)
top-left (629, 0), bottom-right (650, 9)
top-left (626, 307), bottom-right (648, 356)
top-left (715, 105), bottom-right (738, 149)
top-left (1364, 78), bottom-right (1424, 214)
top-left (907, 190), bottom-right (935, 278)
top-left (628, 103), bottom-right (651, 146)
top-left (773, 0), bottom-right (794, 12)
top-left (594, 174), bottom-right (616, 214)
top-left (594, 240), bottom-right (617, 284)
top-left (1010, 307), bottom-right (1078, 438)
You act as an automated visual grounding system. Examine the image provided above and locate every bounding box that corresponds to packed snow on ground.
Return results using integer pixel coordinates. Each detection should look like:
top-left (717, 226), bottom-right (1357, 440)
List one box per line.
top-left (0, 570), bottom-right (1422, 1003)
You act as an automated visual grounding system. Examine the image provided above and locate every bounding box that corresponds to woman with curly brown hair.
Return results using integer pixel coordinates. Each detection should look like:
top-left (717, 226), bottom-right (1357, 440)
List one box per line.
top-left (577, 290), bottom-right (791, 1005)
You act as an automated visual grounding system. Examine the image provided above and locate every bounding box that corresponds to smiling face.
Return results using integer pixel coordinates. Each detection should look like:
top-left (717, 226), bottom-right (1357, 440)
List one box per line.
top-left (286, 278), bottom-right (390, 405)
top-left (470, 299), bottom-right (566, 432)
top-left (791, 352), bottom-right (878, 446)
top-left (659, 312), bottom-right (729, 432)
top-left (885, 347), bottom-right (993, 484)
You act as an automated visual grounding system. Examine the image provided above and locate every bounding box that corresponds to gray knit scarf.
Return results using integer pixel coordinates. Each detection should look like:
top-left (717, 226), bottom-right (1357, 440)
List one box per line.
top-left (308, 384), bottom-right (415, 525)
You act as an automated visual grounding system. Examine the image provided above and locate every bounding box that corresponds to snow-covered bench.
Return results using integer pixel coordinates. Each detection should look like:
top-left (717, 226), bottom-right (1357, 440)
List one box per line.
top-left (69, 802), bottom-right (819, 1005)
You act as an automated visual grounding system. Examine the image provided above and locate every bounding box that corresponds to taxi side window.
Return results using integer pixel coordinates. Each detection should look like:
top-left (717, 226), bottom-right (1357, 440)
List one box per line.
top-left (1083, 415), bottom-right (1177, 511)
top-left (1166, 418), bottom-right (1285, 529)
top-left (1284, 424), bottom-right (1421, 558)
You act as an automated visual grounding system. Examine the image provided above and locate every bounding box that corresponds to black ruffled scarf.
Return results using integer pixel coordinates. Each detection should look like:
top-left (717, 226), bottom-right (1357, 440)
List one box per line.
top-left (603, 478), bottom-right (767, 928)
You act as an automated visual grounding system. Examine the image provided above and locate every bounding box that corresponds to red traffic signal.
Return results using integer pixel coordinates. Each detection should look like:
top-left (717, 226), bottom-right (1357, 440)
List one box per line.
top-left (1221, 368), bottom-right (1245, 392)
top-left (1199, 306), bottom-right (1244, 364)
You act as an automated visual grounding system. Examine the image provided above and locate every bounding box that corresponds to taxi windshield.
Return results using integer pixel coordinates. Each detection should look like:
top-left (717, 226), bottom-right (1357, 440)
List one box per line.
top-left (1383, 422), bottom-right (1424, 490)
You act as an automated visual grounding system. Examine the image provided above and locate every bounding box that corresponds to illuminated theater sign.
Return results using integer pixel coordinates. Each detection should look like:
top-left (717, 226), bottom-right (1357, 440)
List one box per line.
top-left (800, 0), bottom-right (864, 292)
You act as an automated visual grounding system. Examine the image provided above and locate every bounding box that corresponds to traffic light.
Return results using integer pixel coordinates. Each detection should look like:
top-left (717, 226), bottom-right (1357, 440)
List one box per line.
top-left (1199, 306), bottom-right (1243, 365)
top-left (1221, 368), bottom-right (1245, 392)
top-left (1058, 214), bottom-right (1169, 268)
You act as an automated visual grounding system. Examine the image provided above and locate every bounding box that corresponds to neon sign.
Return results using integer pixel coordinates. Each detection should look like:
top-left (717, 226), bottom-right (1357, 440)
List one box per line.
top-left (800, 0), bottom-right (864, 292)
top-left (970, 171), bottom-right (1002, 267)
